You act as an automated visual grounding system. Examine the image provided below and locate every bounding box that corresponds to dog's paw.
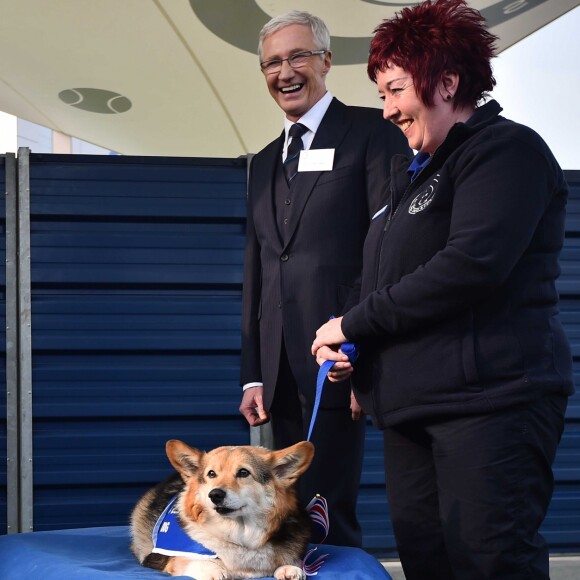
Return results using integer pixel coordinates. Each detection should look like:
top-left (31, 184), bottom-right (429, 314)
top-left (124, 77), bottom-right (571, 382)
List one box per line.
top-left (173, 558), bottom-right (229, 580)
top-left (274, 565), bottom-right (305, 580)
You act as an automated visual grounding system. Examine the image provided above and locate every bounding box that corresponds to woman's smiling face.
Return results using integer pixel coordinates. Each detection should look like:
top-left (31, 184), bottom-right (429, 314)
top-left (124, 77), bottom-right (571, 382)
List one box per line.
top-left (377, 64), bottom-right (459, 154)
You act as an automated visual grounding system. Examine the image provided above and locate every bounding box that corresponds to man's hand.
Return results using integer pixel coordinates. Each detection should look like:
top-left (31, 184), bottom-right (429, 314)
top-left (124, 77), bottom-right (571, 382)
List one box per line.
top-left (239, 386), bottom-right (270, 426)
top-left (350, 390), bottom-right (364, 421)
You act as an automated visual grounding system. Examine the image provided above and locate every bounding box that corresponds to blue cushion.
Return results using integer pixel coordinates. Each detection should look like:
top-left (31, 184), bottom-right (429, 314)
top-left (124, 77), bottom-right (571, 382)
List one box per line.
top-left (0, 526), bottom-right (392, 579)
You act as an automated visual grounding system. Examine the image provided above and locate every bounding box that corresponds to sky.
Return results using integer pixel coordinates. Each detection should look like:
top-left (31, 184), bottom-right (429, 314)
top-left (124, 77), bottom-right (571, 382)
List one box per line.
top-left (0, 112), bottom-right (16, 153)
top-left (490, 5), bottom-right (579, 170)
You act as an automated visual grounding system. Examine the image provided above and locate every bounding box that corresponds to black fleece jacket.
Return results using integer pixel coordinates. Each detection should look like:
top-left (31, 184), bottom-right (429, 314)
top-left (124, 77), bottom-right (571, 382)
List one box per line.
top-left (342, 100), bottom-right (574, 429)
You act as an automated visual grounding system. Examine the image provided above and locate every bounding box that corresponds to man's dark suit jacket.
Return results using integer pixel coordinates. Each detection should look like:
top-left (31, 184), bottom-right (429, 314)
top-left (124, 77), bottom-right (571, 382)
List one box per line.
top-left (240, 97), bottom-right (409, 411)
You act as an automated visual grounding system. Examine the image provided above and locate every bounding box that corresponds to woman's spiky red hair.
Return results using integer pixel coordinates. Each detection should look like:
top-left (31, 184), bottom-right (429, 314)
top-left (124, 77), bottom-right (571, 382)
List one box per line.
top-left (368, 0), bottom-right (497, 109)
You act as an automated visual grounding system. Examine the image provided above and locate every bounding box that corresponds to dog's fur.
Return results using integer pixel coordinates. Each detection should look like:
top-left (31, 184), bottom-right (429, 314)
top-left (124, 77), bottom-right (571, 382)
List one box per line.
top-left (130, 440), bottom-right (315, 580)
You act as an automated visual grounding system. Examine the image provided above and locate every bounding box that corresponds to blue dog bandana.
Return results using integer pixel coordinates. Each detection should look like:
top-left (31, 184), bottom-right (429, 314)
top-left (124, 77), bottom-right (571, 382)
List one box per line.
top-left (150, 493), bottom-right (330, 576)
top-left (151, 496), bottom-right (217, 558)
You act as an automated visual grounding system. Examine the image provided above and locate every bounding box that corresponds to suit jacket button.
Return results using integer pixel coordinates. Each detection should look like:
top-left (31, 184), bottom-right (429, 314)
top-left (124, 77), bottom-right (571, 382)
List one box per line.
top-left (284, 198), bottom-right (291, 205)
top-left (281, 254), bottom-right (289, 262)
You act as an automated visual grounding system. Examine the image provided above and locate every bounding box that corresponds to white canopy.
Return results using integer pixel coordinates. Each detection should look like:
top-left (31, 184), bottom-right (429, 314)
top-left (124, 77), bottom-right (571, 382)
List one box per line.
top-left (1, 0), bottom-right (577, 156)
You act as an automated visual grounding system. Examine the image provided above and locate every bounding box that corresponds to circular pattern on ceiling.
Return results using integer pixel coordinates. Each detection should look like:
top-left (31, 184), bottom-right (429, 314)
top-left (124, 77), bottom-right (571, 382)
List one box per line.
top-left (58, 88), bottom-right (132, 114)
top-left (188, 0), bottom-right (549, 63)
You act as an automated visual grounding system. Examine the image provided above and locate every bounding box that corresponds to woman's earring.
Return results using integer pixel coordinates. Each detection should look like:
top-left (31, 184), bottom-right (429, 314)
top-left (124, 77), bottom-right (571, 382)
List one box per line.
top-left (446, 94), bottom-right (452, 101)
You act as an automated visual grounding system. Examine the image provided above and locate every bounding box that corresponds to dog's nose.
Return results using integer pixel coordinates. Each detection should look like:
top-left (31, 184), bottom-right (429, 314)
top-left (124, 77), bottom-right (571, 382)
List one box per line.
top-left (209, 488), bottom-right (226, 505)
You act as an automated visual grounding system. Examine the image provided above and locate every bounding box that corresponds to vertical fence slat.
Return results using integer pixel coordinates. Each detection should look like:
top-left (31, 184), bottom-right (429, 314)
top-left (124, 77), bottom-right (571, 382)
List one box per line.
top-left (5, 153), bottom-right (18, 534)
top-left (17, 148), bottom-right (33, 532)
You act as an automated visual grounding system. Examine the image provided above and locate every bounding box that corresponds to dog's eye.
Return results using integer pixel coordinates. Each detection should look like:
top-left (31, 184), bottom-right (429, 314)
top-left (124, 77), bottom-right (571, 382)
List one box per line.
top-left (237, 468), bottom-right (250, 478)
top-left (207, 470), bottom-right (217, 478)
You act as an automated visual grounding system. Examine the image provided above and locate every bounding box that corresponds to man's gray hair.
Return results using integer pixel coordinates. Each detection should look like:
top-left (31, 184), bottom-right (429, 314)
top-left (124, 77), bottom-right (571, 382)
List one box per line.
top-left (258, 10), bottom-right (330, 60)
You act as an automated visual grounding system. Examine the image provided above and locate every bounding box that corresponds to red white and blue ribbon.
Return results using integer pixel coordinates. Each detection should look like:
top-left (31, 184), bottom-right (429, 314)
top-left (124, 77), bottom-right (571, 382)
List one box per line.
top-left (306, 494), bottom-right (330, 541)
top-left (303, 495), bottom-right (330, 576)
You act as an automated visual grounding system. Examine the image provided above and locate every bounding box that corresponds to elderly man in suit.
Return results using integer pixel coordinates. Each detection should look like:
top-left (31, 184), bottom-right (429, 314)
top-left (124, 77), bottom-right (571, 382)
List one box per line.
top-left (239, 10), bottom-right (409, 547)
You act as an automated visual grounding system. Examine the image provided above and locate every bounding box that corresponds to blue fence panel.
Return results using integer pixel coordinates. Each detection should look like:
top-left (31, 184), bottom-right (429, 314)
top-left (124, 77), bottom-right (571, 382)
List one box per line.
top-left (27, 154), bottom-right (248, 531)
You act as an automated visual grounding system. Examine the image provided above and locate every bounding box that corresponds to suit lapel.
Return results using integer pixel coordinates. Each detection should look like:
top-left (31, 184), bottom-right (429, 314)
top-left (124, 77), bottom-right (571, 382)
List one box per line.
top-left (283, 99), bottom-right (352, 247)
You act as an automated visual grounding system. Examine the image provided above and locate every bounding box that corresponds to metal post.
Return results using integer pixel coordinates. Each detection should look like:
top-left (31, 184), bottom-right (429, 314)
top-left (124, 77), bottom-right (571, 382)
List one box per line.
top-left (5, 153), bottom-right (19, 534)
top-left (17, 147), bottom-right (33, 532)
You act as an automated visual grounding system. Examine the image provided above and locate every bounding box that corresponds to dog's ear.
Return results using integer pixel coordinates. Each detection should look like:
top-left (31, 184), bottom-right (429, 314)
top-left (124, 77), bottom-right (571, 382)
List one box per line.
top-left (165, 440), bottom-right (204, 482)
top-left (271, 441), bottom-right (314, 484)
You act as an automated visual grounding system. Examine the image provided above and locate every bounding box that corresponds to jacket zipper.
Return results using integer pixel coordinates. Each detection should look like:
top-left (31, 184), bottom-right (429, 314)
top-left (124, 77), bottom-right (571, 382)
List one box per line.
top-left (374, 180), bottom-right (415, 290)
top-left (374, 149), bottom-right (442, 290)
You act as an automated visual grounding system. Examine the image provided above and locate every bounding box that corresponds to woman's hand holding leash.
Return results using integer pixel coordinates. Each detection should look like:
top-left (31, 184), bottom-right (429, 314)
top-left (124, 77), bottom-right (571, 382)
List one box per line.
top-left (312, 316), bottom-right (347, 352)
top-left (314, 346), bottom-right (354, 382)
top-left (311, 316), bottom-right (363, 421)
top-left (312, 316), bottom-right (354, 383)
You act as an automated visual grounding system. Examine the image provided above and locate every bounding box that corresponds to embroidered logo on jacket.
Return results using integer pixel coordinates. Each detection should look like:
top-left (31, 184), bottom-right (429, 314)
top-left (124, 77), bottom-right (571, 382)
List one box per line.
top-left (408, 174), bottom-right (440, 214)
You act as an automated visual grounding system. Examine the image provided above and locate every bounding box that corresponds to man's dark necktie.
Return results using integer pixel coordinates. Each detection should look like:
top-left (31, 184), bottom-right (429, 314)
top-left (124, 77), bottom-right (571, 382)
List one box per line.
top-left (283, 123), bottom-right (308, 183)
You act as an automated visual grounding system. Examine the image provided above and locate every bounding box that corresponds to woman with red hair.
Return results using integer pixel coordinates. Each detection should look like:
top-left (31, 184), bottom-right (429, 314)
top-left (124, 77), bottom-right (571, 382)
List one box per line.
top-left (312, 1), bottom-right (573, 577)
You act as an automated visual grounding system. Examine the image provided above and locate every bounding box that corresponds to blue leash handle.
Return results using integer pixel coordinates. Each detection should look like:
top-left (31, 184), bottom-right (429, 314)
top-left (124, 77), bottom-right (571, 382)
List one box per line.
top-left (307, 319), bottom-right (359, 442)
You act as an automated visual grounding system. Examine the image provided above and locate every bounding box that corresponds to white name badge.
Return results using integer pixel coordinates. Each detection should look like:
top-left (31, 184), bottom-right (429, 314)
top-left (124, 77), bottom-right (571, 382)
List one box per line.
top-left (298, 149), bottom-right (335, 172)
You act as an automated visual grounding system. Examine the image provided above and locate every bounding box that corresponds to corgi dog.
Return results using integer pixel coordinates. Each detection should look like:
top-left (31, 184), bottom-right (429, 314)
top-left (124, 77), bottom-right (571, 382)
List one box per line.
top-left (130, 440), bottom-right (315, 580)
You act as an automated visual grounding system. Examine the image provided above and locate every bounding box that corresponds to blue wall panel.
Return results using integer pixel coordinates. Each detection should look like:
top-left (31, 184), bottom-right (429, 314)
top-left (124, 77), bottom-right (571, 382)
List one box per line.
top-left (27, 154), bottom-right (249, 532)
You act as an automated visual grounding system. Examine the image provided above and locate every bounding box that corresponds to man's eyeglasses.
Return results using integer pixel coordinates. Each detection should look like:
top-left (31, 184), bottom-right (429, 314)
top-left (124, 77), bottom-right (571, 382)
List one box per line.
top-left (260, 50), bottom-right (327, 75)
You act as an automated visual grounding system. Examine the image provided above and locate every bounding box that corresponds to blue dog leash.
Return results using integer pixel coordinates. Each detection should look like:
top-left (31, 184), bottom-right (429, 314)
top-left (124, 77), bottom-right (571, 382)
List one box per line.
top-left (307, 318), bottom-right (359, 441)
